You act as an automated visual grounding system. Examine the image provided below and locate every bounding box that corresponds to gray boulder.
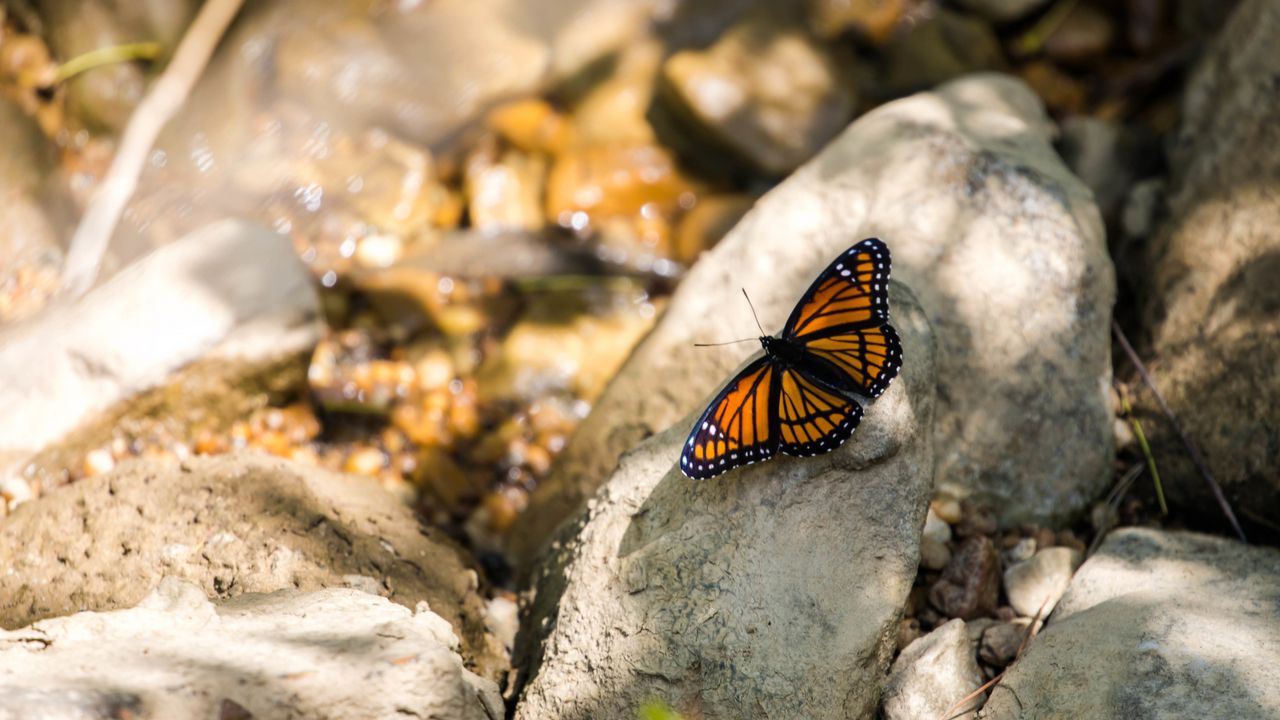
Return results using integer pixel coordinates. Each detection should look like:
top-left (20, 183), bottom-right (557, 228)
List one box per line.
top-left (513, 72), bottom-right (1113, 562)
top-left (1136, 0), bottom-right (1280, 527)
top-left (981, 528), bottom-right (1280, 719)
top-left (0, 452), bottom-right (507, 681)
top-left (0, 578), bottom-right (502, 720)
top-left (514, 283), bottom-right (935, 719)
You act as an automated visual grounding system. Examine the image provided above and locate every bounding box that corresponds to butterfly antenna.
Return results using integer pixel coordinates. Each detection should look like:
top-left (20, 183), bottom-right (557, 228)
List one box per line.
top-left (742, 288), bottom-right (766, 336)
top-left (692, 338), bottom-right (757, 347)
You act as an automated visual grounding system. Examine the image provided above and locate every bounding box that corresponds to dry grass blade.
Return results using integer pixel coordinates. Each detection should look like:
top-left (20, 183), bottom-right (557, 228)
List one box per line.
top-left (1110, 320), bottom-right (1246, 543)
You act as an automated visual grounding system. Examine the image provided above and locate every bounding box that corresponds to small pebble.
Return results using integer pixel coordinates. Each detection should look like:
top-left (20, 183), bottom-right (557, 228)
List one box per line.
top-left (83, 448), bottom-right (115, 477)
top-left (1004, 547), bottom-right (1084, 617)
top-left (955, 500), bottom-right (998, 538)
top-left (920, 536), bottom-right (952, 571)
top-left (1056, 529), bottom-right (1087, 553)
top-left (1033, 526), bottom-right (1057, 551)
top-left (979, 622), bottom-right (1025, 667)
top-left (930, 496), bottom-right (963, 524)
top-left (354, 233), bottom-right (404, 268)
top-left (897, 617), bottom-right (923, 652)
top-left (929, 535), bottom-right (1001, 620)
top-left (1002, 537), bottom-right (1037, 565)
top-left (922, 508), bottom-right (953, 544)
top-left (344, 447), bottom-right (387, 476)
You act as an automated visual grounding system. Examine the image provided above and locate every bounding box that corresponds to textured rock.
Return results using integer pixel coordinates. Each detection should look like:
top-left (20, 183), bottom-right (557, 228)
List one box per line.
top-left (0, 220), bottom-right (321, 478)
top-left (0, 579), bottom-right (502, 720)
top-left (513, 73), bottom-right (1112, 562)
top-left (514, 283), bottom-right (935, 719)
top-left (1003, 546), bottom-right (1082, 617)
top-left (658, 5), bottom-right (856, 176)
top-left (982, 528), bottom-right (1280, 719)
top-left (0, 453), bottom-right (506, 680)
top-left (1136, 0), bottom-right (1280, 528)
top-left (978, 621), bottom-right (1025, 667)
top-left (930, 535), bottom-right (1001, 620)
top-left (883, 619), bottom-right (983, 720)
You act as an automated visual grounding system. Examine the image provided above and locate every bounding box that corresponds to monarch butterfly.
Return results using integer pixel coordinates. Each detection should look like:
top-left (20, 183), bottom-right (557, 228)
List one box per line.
top-left (680, 238), bottom-right (903, 479)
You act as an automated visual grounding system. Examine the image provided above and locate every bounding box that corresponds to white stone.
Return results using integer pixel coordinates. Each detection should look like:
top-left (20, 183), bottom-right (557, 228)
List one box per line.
top-left (883, 619), bottom-right (983, 720)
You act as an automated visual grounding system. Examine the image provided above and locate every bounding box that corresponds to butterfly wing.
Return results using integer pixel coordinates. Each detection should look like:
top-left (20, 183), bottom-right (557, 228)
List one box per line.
top-left (784, 238), bottom-right (903, 398)
top-left (776, 366), bottom-right (863, 457)
top-left (680, 356), bottom-right (780, 479)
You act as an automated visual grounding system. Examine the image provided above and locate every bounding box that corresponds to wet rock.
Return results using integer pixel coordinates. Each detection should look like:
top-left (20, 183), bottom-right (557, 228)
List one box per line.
top-left (930, 535), bottom-right (1001, 620)
top-left (978, 621), bottom-right (1025, 667)
top-left (0, 453), bottom-right (506, 680)
top-left (880, 10), bottom-right (1005, 97)
top-left (1004, 547), bottom-right (1083, 617)
top-left (0, 220), bottom-right (321, 486)
top-left (982, 528), bottom-right (1280, 719)
top-left (1137, 0), bottom-right (1280, 528)
top-left (0, 97), bottom-right (63, 324)
top-left (464, 140), bottom-right (547, 232)
top-left (513, 284), bottom-right (935, 719)
top-left (671, 193), bottom-right (755, 264)
top-left (514, 73), bottom-right (1113, 562)
top-left (658, 5), bottom-right (856, 176)
top-left (883, 619), bottom-right (983, 720)
top-left (955, 0), bottom-right (1050, 23)
top-left (807, 0), bottom-right (909, 44)
top-left (0, 579), bottom-right (502, 719)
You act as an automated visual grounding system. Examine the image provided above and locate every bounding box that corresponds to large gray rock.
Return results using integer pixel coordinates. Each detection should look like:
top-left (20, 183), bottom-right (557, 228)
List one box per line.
top-left (513, 73), bottom-right (1113, 562)
top-left (883, 619), bottom-right (983, 720)
top-left (0, 453), bottom-right (507, 681)
top-left (514, 284), bottom-right (935, 719)
top-left (981, 528), bottom-right (1280, 719)
top-left (1136, 0), bottom-right (1280, 527)
top-left (0, 578), bottom-right (502, 720)
top-left (0, 220), bottom-right (321, 489)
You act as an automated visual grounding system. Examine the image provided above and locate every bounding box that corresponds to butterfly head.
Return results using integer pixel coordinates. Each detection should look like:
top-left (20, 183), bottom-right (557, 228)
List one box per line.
top-left (759, 335), bottom-right (777, 354)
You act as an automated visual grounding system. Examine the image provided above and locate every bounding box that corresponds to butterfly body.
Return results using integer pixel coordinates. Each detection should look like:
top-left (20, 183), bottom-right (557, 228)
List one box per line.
top-left (680, 238), bottom-right (903, 480)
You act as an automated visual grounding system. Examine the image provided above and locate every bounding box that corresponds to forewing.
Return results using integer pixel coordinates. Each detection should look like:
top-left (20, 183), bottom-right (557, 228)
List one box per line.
top-left (680, 357), bottom-right (779, 479)
top-left (783, 238), bottom-right (892, 340)
top-left (776, 367), bottom-right (863, 457)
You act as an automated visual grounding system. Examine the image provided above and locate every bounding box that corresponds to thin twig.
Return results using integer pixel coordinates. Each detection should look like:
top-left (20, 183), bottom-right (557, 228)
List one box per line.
top-left (1111, 320), bottom-right (1246, 543)
top-left (59, 0), bottom-right (246, 297)
top-left (1012, 0), bottom-right (1081, 56)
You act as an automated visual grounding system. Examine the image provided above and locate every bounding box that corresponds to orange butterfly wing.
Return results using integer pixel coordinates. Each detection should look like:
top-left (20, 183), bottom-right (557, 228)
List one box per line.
top-left (785, 238), bottom-right (902, 398)
top-left (775, 367), bottom-right (863, 457)
top-left (681, 357), bottom-right (779, 479)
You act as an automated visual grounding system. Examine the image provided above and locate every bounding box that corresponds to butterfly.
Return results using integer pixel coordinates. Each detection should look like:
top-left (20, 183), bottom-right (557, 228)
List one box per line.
top-left (679, 238), bottom-right (903, 479)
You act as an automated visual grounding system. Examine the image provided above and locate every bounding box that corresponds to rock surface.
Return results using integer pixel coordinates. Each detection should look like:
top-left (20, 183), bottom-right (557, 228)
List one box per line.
top-left (0, 452), bottom-right (506, 680)
top-left (514, 283), bottom-right (935, 720)
top-left (514, 73), bottom-right (1112, 563)
top-left (0, 220), bottom-right (321, 482)
top-left (982, 528), bottom-right (1280, 719)
top-left (883, 619), bottom-right (983, 720)
top-left (0, 578), bottom-right (502, 720)
top-left (1136, 0), bottom-right (1280, 528)
top-left (658, 5), bottom-right (856, 176)
top-left (1003, 546), bottom-right (1082, 617)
